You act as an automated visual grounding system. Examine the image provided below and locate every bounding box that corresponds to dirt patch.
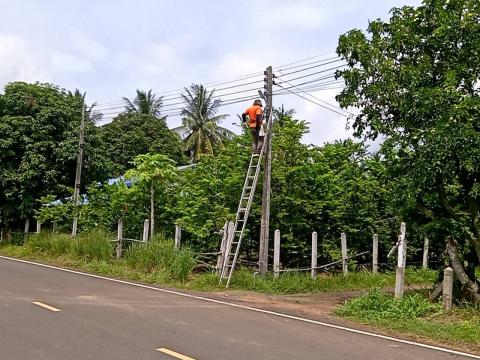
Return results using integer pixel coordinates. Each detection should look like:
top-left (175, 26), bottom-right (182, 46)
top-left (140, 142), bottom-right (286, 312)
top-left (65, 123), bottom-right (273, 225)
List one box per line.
top-left (207, 290), bottom-right (360, 321)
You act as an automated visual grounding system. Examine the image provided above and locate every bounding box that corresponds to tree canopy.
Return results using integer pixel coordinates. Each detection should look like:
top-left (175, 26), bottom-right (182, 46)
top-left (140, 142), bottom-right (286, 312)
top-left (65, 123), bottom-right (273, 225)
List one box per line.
top-left (100, 113), bottom-right (186, 176)
top-left (0, 82), bottom-right (110, 228)
top-left (336, 0), bottom-right (480, 298)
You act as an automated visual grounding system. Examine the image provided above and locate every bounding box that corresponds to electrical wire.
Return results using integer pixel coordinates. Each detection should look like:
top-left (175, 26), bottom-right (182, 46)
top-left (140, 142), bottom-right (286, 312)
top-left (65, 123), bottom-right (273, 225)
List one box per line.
top-left (274, 52), bottom-right (337, 69)
top-left (275, 76), bottom-right (352, 117)
top-left (95, 55), bottom-right (342, 108)
top-left (275, 56), bottom-right (340, 72)
top-left (276, 58), bottom-right (343, 77)
top-left (93, 52), bottom-right (349, 119)
top-left (277, 65), bottom-right (346, 83)
top-left (274, 82), bottom-right (350, 118)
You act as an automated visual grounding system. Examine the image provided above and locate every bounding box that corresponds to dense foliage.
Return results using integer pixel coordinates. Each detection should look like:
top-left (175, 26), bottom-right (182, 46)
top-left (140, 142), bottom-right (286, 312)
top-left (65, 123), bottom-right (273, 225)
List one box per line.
top-left (0, 82), bottom-right (110, 228)
top-left (100, 113), bottom-right (186, 176)
top-left (336, 0), bottom-right (480, 297)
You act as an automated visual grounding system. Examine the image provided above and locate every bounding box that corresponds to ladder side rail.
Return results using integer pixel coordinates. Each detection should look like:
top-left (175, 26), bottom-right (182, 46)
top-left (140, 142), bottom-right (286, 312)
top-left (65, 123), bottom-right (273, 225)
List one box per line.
top-left (220, 223), bottom-right (235, 280)
top-left (225, 147), bottom-right (267, 287)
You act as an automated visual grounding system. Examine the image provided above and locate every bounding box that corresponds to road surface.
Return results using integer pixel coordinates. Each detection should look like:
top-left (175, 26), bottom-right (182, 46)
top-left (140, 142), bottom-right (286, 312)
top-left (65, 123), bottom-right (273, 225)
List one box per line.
top-left (0, 256), bottom-right (477, 360)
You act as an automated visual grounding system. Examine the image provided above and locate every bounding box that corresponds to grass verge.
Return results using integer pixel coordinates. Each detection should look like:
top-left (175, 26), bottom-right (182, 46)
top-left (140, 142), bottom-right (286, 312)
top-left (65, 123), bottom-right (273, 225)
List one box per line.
top-left (336, 288), bottom-right (480, 351)
top-left (0, 232), bottom-right (435, 294)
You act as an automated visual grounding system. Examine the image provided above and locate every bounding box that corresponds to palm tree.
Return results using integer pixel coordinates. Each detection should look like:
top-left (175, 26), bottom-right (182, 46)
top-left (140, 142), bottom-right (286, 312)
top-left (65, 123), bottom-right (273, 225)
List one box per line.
top-left (173, 84), bottom-right (234, 161)
top-left (273, 105), bottom-right (296, 126)
top-left (123, 89), bottom-right (163, 118)
top-left (67, 89), bottom-right (101, 122)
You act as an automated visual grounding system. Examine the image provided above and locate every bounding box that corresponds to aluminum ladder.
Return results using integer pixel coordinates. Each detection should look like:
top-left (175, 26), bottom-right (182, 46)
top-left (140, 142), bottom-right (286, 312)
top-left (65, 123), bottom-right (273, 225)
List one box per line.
top-left (219, 143), bottom-right (266, 288)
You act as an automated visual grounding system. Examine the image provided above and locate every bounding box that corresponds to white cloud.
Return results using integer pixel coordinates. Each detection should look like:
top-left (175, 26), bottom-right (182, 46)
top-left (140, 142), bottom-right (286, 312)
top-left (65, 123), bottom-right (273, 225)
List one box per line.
top-left (113, 42), bottom-right (183, 78)
top-left (0, 34), bottom-right (50, 86)
top-left (267, 1), bottom-right (333, 29)
top-left (50, 51), bottom-right (93, 74)
top-left (69, 30), bottom-right (109, 63)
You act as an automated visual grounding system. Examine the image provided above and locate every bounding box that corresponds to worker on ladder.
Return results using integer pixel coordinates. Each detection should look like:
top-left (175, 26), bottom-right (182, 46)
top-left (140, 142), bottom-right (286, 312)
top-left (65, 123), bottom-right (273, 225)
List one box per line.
top-left (242, 100), bottom-right (264, 155)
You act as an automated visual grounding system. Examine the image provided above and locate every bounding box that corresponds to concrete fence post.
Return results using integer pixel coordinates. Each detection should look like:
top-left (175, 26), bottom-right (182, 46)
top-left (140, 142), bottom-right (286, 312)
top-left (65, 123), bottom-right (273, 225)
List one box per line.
top-left (273, 229), bottom-right (281, 279)
top-left (52, 222), bottom-right (57, 233)
top-left (341, 232), bottom-right (348, 275)
top-left (72, 218), bottom-right (78, 237)
top-left (423, 237), bottom-right (429, 269)
top-left (116, 220), bottom-right (123, 259)
top-left (443, 267), bottom-right (453, 311)
top-left (311, 232), bottom-right (318, 279)
top-left (394, 222), bottom-right (407, 299)
top-left (372, 234), bottom-right (379, 274)
top-left (174, 225), bottom-right (182, 249)
top-left (142, 219), bottom-right (150, 242)
top-left (24, 218), bottom-right (30, 234)
top-left (222, 221), bottom-right (235, 272)
top-left (36, 222), bottom-right (41, 234)
top-left (216, 221), bottom-right (228, 275)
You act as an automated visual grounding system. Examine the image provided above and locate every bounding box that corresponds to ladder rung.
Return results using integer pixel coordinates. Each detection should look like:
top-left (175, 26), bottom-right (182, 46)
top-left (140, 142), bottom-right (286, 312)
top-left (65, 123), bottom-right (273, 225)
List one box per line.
top-left (239, 208), bottom-right (247, 211)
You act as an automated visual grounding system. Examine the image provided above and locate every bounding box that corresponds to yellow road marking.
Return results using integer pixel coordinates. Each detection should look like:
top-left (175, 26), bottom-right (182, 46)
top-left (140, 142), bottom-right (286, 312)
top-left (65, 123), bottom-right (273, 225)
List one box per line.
top-left (156, 348), bottom-right (196, 360)
top-left (32, 301), bottom-right (61, 312)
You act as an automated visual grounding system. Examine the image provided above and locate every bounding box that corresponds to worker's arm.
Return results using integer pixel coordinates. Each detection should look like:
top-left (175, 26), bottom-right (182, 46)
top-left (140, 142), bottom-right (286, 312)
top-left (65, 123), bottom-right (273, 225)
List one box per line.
top-left (242, 112), bottom-right (247, 123)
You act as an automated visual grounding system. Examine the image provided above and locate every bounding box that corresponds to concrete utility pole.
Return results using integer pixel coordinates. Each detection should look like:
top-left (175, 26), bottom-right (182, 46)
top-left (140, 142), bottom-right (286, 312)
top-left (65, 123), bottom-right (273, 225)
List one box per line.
top-left (259, 66), bottom-right (273, 276)
top-left (72, 100), bottom-right (86, 236)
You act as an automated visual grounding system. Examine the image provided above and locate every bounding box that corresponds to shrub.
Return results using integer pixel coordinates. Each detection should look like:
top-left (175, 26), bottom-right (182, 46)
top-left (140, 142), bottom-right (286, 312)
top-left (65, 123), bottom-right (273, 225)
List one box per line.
top-left (124, 234), bottom-right (196, 281)
top-left (70, 230), bottom-right (113, 261)
top-left (335, 288), bottom-right (440, 320)
top-left (26, 232), bottom-right (72, 256)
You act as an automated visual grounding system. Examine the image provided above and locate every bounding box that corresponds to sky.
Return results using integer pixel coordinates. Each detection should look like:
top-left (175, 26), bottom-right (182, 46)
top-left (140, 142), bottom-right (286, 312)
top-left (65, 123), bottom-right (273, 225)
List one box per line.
top-left (0, 0), bottom-right (422, 146)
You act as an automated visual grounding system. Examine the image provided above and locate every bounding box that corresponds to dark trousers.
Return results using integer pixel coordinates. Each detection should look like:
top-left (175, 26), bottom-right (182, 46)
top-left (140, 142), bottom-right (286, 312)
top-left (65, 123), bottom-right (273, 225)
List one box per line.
top-left (251, 127), bottom-right (264, 153)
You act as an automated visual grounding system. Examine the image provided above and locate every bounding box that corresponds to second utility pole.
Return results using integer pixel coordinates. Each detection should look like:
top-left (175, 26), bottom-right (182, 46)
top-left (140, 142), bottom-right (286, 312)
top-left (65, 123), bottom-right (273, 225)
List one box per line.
top-left (72, 99), bottom-right (86, 236)
top-left (259, 66), bottom-right (273, 276)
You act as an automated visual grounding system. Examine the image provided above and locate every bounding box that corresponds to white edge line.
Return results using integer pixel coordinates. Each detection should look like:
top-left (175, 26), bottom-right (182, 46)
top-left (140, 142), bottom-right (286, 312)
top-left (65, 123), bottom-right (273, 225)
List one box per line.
top-left (32, 301), bottom-right (61, 312)
top-left (1, 255), bottom-right (478, 359)
top-left (156, 347), bottom-right (196, 360)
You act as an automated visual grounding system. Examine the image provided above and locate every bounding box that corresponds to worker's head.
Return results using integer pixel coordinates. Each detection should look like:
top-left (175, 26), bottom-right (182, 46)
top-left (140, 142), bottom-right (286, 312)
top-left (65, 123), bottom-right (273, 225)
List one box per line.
top-left (253, 99), bottom-right (263, 107)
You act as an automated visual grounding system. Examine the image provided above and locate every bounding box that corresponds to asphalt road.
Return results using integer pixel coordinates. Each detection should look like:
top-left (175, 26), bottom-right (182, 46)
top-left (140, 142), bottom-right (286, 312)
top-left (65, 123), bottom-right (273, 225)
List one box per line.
top-left (0, 256), bottom-right (477, 360)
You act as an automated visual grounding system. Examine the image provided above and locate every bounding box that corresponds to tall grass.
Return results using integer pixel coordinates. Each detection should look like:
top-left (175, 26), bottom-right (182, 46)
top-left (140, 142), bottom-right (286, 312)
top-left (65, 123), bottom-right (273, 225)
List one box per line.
top-left (124, 234), bottom-right (196, 281)
top-left (336, 288), bottom-right (439, 320)
top-left (335, 288), bottom-right (480, 348)
top-left (26, 229), bottom-right (113, 261)
top-left (189, 267), bottom-right (437, 294)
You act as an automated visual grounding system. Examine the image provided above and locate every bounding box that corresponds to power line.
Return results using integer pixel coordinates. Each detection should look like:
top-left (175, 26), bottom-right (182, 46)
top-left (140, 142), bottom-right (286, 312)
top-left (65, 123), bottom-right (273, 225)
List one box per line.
top-left (276, 74), bottom-right (340, 90)
top-left (275, 56), bottom-right (340, 72)
top-left (274, 52), bottom-right (337, 69)
top-left (277, 65), bottom-right (346, 83)
top-left (276, 58), bottom-right (343, 77)
top-left (276, 75), bottom-right (351, 115)
top-left (274, 82), bottom-right (350, 118)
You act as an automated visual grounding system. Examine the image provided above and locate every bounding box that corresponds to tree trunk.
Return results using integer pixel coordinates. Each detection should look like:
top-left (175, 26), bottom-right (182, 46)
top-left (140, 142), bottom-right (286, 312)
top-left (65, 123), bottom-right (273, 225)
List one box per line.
top-left (446, 236), bottom-right (480, 303)
top-left (150, 181), bottom-right (155, 240)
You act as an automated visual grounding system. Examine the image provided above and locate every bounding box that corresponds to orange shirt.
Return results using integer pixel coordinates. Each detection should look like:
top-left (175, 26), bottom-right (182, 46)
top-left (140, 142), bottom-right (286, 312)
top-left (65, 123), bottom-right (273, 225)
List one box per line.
top-left (243, 105), bottom-right (263, 128)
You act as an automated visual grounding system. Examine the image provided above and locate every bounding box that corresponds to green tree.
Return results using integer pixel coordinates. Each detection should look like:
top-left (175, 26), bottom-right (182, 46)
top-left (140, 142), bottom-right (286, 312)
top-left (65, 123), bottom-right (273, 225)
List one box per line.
top-left (125, 154), bottom-right (177, 239)
top-left (336, 0), bottom-right (480, 299)
top-left (174, 84), bottom-right (234, 162)
top-left (175, 115), bottom-right (390, 264)
top-left (100, 113), bottom-right (186, 176)
top-left (0, 82), bottom-right (110, 230)
top-left (123, 89), bottom-right (163, 117)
